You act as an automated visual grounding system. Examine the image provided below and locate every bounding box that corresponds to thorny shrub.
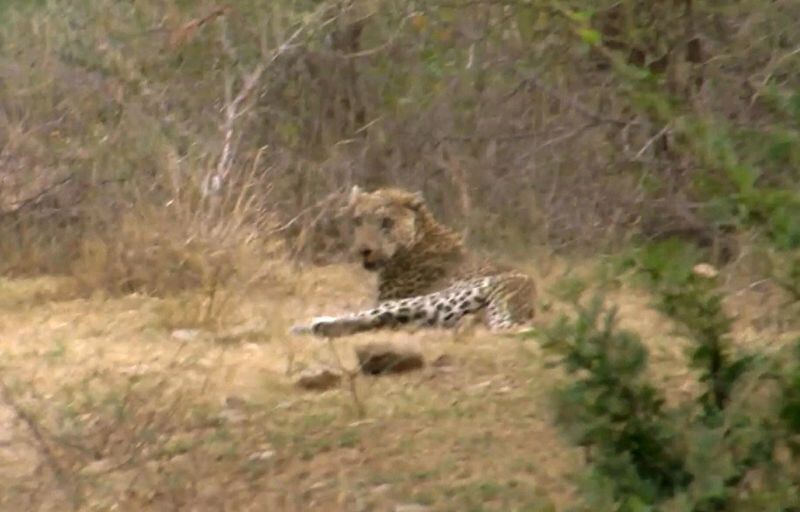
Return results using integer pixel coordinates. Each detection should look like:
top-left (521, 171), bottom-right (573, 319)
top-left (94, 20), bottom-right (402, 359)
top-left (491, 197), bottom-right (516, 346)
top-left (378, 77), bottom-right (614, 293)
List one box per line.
top-left (533, 245), bottom-right (800, 510)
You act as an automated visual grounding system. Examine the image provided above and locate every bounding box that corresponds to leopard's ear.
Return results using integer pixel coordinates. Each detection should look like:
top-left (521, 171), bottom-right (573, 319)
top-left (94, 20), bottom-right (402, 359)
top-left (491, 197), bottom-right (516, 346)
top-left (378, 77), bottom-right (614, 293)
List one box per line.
top-left (407, 190), bottom-right (425, 211)
top-left (338, 185), bottom-right (362, 217)
top-left (348, 185), bottom-right (363, 206)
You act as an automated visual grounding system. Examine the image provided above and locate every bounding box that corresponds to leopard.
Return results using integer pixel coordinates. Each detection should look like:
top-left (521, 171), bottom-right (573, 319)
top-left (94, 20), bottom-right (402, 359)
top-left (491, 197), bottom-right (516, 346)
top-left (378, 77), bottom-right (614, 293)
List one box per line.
top-left (290, 186), bottom-right (536, 338)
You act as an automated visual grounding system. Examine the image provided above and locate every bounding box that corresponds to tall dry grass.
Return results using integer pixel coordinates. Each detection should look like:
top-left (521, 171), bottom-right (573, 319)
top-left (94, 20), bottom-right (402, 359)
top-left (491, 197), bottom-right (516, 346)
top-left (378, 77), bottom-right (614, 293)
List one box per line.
top-left (0, 1), bottom-right (305, 302)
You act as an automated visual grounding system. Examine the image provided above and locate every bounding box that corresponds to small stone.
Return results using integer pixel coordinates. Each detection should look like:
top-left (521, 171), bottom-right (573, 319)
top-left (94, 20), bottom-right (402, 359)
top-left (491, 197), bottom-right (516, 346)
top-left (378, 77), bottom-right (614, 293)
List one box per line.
top-left (348, 419), bottom-right (377, 428)
top-left (692, 263), bottom-right (719, 279)
top-left (223, 395), bottom-right (247, 408)
top-left (171, 329), bottom-right (203, 341)
top-left (295, 367), bottom-right (342, 391)
top-left (355, 341), bottom-right (425, 375)
top-left (371, 484), bottom-right (391, 495)
top-left (81, 459), bottom-right (114, 475)
top-left (248, 450), bottom-right (275, 462)
top-left (309, 480), bottom-right (328, 491)
top-left (469, 379), bottom-right (493, 392)
top-left (119, 364), bottom-right (150, 376)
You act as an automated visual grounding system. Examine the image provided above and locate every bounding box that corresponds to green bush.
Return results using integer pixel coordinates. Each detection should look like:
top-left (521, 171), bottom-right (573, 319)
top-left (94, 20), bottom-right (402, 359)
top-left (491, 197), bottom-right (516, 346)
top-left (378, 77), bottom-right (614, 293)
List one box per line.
top-left (533, 246), bottom-right (800, 510)
top-left (637, 240), bottom-right (755, 416)
top-left (536, 291), bottom-right (689, 505)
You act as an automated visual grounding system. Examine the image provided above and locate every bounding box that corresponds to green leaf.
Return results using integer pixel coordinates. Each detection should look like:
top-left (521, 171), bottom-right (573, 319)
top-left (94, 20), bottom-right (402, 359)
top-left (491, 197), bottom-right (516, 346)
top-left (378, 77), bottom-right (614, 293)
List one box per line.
top-left (515, 5), bottom-right (537, 43)
top-left (728, 164), bottom-right (759, 194)
top-left (766, 135), bottom-right (795, 165)
top-left (577, 27), bottom-right (601, 46)
top-left (565, 9), bottom-right (593, 24)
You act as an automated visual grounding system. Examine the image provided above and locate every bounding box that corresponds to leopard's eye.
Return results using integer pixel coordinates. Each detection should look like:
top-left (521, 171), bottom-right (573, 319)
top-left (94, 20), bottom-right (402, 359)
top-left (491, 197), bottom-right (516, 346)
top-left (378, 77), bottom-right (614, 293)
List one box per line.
top-left (353, 215), bottom-right (363, 226)
top-left (381, 217), bottom-right (394, 230)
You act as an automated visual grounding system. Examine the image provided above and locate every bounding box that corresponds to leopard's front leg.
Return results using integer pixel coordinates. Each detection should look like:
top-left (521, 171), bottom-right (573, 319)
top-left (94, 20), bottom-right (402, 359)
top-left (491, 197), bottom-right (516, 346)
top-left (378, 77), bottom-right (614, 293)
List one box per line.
top-left (290, 281), bottom-right (493, 339)
top-left (290, 314), bottom-right (378, 338)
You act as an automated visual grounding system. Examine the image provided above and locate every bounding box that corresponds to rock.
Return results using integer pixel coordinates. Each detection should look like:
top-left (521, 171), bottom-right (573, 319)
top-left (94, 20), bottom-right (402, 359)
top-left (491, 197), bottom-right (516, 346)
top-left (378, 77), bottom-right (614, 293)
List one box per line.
top-left (171, 329), bottom-right (203, 341)
top-left (119, 364), bottom-right (151, 376)
top-left (80, 458), bottom-right (114, 475)
top-left (371, 484), bottom-right (391, 496)
top-left (295, 367), bottom-right (342, 391)
top-left (248, 449), bottom-right (276, 462)
top-left (223, 395), bottom-right (247, 409)
top-left (693, 262), bottom-right (719, 279)
top-left (356, 341), bottom-right (425, 375)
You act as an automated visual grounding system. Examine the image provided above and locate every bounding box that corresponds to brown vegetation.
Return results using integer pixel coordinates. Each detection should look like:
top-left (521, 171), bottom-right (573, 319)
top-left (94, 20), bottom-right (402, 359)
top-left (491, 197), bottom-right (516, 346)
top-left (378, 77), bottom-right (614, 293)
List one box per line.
top-left (1, 0), bottom-right (799, 509)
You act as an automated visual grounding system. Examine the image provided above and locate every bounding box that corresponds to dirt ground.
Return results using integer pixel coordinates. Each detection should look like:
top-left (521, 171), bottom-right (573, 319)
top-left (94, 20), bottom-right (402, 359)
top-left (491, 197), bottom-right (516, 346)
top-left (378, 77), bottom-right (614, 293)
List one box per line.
top-left (0, 257), bottom-right (792, 511)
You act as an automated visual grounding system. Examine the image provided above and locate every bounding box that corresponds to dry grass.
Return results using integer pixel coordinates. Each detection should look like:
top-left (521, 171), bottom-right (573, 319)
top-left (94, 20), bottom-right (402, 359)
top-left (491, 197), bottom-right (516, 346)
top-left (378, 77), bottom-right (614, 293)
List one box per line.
top-left (1, 1), bottom-right (798, 508)
top-left (1, 254), bottom-right (795, 511)
top-left (0, 263), bottom-right (580, 511)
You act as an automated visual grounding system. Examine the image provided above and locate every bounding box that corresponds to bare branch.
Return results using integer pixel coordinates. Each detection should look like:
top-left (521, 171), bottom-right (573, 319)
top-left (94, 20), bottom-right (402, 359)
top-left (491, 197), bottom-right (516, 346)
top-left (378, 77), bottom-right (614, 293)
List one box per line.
top-left (208, 22), bottom-right (310, 198)
top-left (634, 124), bottom-right (671, 161)
top-left (1, 174), bottom-right (74, 217)
top-left (507, 72), bottom-right (631, 127)
top-left (0, 378), bottom-right (80, 509)
top-left (338, 12), bottom-right (417, 59)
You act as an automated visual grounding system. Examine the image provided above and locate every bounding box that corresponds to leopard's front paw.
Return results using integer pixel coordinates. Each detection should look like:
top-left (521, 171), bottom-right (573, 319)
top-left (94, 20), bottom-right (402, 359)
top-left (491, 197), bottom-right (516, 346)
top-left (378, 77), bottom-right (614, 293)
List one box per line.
top-left (290, 316), bottom-right (339, 337)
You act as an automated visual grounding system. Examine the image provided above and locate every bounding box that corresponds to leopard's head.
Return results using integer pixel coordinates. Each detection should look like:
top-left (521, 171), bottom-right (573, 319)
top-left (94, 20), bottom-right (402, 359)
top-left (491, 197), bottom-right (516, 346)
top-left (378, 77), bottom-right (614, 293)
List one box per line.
top-left (343, 186), bottom-right (425, 271)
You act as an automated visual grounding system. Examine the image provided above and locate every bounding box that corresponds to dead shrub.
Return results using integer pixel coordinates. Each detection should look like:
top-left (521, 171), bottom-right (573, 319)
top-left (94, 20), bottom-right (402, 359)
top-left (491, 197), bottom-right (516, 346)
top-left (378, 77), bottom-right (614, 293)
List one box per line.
top-left (68, 171), bottom-right (286, 329)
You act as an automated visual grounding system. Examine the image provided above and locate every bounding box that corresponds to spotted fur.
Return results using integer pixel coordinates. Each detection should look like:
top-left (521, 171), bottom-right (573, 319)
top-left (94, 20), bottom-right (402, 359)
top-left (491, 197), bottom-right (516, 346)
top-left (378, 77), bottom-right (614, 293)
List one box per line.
top-left (291, 187), bottom-right (536, 338)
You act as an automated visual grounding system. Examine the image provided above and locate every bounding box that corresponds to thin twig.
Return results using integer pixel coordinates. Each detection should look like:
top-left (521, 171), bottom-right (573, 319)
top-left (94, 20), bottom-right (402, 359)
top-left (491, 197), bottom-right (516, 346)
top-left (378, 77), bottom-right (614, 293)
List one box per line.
top-left (750, 44), bottom-right (800, 106)
top-left (507, 72), bottom-right (631, 127)
top-left (535, 122), bottom-right (600, 151)
top-left (339, 12), bottom-right (418, 59)
top-left (0, 377), bottom-right (80, 509)
top-left (325, 338), bottom-right (366, 418)
top-left (267, 188), bottom-right (346, 235)
top-left (732, 278), bottom-right (773, 297)
top-left (210, 22), bottom-right (309, 195)
top-left (634, 123), bottom-right (671, 161)
top-left (2, 174), bottom-right (74, 215)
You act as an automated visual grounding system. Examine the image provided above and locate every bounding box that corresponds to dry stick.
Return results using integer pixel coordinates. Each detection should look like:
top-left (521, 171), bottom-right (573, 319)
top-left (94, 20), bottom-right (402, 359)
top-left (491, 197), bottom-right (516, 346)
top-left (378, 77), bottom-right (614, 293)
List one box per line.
top-left (285, 338), bottom-right (297, 377)
top-left (268, 187), bottom-right (347, 236)
top-left (634, 123), bottom-right (672, 161)
top-left (534, 121), bottom-right (600, 151)
top-left (213, 7), bottom-right (404, 183)
top-left (203, 265), bottom-right (223, 328)
top-left (208, 21), bottom-right (308, 197)
top-left (333, 116), bottom-right (384, 147)
top-left (507, 72), bottom-right (631, 128)
top-left (750, 44), bottom-right (800, 106)
top-left (94, 372), bottom-right (138, 456)
top-left (443, 71), bottom-right (629, 143)
top-left (200, 344), bottom-right (230, 396)
top-left (0, 377), bottom-right (81, 510)
top-left (338, 11), bottom-right (418, 59)
top-left (121, 346), bottom-right (195, 497)
top-left (325, 338), bottom-right (366, 418)
top-left (1, 174), bottom-right (74, 217)
top-left (442, 126), bottom-right (575, 142)
top-left (168, 6), bottom-right (234, 49)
